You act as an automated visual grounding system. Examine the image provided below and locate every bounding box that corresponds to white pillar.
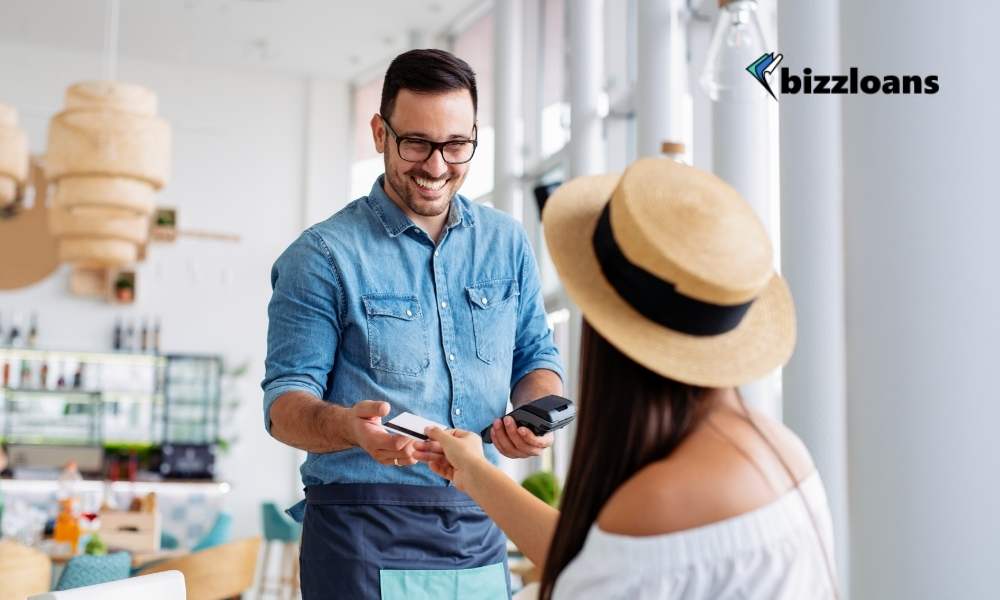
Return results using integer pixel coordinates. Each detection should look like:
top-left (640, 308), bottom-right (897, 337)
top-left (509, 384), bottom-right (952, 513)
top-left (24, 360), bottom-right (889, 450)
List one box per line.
top-left (702, 1), bottom-right (780, 419)
top-left (568, 0), bottom-right (604, 178)
top-left (521, 0), bottom-right (544, 251)
top-left (493, 0), bottom-right (522, 219)
top-left (636, 0), bottom-right (692, 160)
top-left (565, 0), bottom-right (605, 481)
top-left (603, 0), bottom-right (632, 173)
top-left (709, 80), bottom-right (771, 234)
top-left (637, 0), bottom-right (670, 159)
top-left (841, 2), bottom-right (1000, 598)
top-left (777, 1), bottom-right (849, 593)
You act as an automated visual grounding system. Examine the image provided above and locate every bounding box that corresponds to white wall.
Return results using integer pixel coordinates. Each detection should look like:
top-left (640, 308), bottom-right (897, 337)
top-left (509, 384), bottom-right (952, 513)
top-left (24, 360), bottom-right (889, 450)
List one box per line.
top-left (777, 0), bottom-right (849, 592)
top-left (841, 1), bottom-right (1000, 598)
top-left (0, 40), bottom-right (352, 541)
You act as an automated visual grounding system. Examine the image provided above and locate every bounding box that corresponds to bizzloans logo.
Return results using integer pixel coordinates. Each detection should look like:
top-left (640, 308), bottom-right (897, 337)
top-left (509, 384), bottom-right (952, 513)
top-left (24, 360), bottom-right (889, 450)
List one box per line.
top-left (746, 52), bottom-right (940, 100)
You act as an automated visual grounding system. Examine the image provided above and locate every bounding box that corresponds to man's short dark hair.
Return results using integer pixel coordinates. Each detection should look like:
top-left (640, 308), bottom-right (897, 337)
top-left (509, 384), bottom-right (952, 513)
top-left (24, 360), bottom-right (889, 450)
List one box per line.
top-left (380, 49), bottom-right (478, 121)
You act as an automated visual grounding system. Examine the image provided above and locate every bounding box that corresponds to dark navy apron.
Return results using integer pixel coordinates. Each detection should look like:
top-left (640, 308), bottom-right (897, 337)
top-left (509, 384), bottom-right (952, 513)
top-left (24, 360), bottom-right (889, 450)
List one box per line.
top-left (299, 483), bottom-right (510, 600)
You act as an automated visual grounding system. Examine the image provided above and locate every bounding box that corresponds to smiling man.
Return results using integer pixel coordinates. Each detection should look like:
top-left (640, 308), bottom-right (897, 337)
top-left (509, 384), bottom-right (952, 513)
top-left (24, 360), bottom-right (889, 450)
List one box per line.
top-left (261, 49), bottom-right (564, 599)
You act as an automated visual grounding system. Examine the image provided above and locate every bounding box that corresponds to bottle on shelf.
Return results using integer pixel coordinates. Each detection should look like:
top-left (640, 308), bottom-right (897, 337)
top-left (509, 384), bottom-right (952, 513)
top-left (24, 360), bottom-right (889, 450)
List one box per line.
top-left (19, 358), bottom-right (31, 388)
top-left (113, 318), bottom-right (123, 351)
top-left (58, 460), bottom-right (83, 500)
top-left (56, 360), bottom-right (67, 389)
top-left (127, 451), bottom-right (138, 482)
top-left (39, 359), bottom-right (49, 389)
top-left (7, 315), bottom-right (21, 348)
top-left (140, 318), bottom-right (149, 353)
top-left (124, 320), bottom-right (135, 352)
top-left (661, 141), bottom-right (688, 164)
top-left (27, 313), bottom-right (38, 349)
top-left (53, 497), bottom-right (82, 555)
top-left (153, 317), bottom-right (161, 354)
top-left (73, 362), bottom-right (85, 390)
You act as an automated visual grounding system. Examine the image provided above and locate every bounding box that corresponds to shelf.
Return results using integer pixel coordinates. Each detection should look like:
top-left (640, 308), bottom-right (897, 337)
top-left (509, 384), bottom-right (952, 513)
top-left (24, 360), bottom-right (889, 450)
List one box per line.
top-left (163, 399), bottom-right (214, 406)
top-left (164, 417), bottom-right (213, 424)
top-left (2, 388), bottom-right (101, 396)
top-left (0, 347), bottom-right (166, 367)
top-left (0, 478), bottom-right (231, 496)
top-left (2, 389), bottom-right (162, 401)
top-left (3, 435), bottom-right (100, 445)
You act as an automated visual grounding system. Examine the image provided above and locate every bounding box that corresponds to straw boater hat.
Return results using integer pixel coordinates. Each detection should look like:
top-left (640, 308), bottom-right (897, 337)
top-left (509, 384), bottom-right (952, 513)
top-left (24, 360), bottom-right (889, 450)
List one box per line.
top-left (542, 157), bottom-right (796, 387)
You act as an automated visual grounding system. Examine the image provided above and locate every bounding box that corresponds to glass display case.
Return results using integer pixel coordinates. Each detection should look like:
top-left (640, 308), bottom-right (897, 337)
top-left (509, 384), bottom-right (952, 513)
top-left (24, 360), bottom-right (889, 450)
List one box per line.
top-left (0, 348), bottom-right (164, 447)
top-left (0, 348), bottom-right (222, 476)
top-left (162, 354), bottom-right (221, 445)
top-left (2, 388), bottom-right (102, 445)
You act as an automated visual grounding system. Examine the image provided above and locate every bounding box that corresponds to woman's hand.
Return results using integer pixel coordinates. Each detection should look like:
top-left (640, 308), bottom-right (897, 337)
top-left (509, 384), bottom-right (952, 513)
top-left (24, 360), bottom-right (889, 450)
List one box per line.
top-left (422, 427), bottom-right (489, 491)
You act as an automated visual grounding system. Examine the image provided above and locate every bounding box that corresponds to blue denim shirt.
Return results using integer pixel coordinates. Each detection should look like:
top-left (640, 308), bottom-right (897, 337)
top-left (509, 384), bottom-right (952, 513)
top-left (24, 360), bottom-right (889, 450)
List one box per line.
top-left (262, 177), bottom-right (563, 499)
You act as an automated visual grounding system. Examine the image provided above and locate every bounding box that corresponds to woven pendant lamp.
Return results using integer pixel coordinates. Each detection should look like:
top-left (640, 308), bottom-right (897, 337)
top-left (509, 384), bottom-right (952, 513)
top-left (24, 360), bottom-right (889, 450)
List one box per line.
top-left (45, 80), bottom-right (171, 267)
top-left (0, 103), bottom-right (29, 207)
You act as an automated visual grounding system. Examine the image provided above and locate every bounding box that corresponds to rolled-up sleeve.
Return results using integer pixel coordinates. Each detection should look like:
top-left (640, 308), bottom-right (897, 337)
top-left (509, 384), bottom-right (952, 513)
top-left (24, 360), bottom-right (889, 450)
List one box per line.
top-left (510, 228), bottom-right (565, 388)
top-left (261, 229), bottom-right (343, 435)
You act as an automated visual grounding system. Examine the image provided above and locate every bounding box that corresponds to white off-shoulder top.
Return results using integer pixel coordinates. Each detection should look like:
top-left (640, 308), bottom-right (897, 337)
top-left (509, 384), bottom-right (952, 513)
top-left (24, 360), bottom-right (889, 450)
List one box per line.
top-left (545, 472), bottom-right (837, 599)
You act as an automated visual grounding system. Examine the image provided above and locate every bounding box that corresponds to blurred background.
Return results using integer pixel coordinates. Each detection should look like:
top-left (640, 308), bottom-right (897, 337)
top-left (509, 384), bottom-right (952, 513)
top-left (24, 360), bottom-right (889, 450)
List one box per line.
top-left (0, 0), bottom-right (996, 598)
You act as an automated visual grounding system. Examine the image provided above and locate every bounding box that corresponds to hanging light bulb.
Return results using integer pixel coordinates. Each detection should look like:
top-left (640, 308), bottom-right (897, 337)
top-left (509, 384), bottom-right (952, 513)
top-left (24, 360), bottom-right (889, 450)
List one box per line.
top-left (700, 0), bottom-right (770, 101)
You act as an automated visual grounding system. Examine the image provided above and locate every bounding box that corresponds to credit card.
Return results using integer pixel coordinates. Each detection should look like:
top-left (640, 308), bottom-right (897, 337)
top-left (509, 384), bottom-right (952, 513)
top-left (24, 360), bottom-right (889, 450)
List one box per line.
top-left (384, 412), bottom-right (446, 441)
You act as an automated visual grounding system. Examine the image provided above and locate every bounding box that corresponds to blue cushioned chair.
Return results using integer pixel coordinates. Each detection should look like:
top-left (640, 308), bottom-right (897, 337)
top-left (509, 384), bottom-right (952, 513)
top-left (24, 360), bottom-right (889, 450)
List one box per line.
top-left (262, 502), bottom-right (301, 542)
top-left (159, 531), bottom-right (179, 550)
top-left (258, 502), bottom-right (302, 598)
top-left (191, 511), bottom-right (232, 552)
top-left (54, 551), bottom-right (131, 590)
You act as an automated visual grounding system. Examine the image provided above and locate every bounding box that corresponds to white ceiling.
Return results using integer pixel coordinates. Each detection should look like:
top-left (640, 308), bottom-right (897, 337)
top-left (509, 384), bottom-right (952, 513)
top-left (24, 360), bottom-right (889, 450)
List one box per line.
top-left (0, 0), bottom-right (486, 80)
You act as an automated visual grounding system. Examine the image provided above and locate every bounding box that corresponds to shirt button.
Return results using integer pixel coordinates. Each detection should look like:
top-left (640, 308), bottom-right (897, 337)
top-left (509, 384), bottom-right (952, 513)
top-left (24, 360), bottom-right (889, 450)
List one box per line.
top-left (440, 301), bottom-right (448, 309)
top-left (434, 250), bottom-right (439, 257)
top-left (481, 297), bottom-right (489, 305)
top-left (454, 408), bottom-right (462, 416)
top-left (405, 309), bottom-right (413, 317)
top-left (449, 353), bottom-right (455, 361)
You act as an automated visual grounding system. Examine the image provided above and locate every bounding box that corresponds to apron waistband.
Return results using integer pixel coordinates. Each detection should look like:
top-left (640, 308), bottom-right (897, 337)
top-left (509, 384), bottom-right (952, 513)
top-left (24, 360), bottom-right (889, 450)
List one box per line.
top-left (305, 482), bottom-right (480, 508)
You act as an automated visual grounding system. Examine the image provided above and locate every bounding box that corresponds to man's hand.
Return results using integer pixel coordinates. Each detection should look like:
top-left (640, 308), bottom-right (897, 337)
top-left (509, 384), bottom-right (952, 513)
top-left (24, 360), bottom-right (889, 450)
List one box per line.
top-left (489, 416), bottom-right (553, 459)
top-left (348, 401), bottom-right (418, 466)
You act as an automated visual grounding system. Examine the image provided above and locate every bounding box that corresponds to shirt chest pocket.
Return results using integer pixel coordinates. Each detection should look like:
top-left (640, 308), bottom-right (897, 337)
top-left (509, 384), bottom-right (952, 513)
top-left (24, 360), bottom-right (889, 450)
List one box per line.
top-left (362, 294), bottom-right (430, 376)
top-left (466, 279), bottom-right (520, 365)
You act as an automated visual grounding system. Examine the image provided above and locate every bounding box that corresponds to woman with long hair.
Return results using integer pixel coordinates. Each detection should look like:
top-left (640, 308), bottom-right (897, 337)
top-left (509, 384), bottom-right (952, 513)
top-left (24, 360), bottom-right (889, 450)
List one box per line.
top-left (415, 158), bottom-right (838, 599)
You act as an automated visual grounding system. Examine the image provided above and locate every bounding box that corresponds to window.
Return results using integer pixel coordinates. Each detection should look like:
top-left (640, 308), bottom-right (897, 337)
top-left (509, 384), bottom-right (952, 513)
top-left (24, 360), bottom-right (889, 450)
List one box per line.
top-left (451, 11), bottom-right (495, 201)
top-left (540, 0), bottom-right (570, 157)
top-left (350, 76), bottom-right (386, 199)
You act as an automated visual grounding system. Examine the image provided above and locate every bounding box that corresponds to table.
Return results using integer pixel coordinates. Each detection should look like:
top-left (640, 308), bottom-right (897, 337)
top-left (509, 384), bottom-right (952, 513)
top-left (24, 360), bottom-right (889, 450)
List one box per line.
top-left (48, 548), bottom-right (187, 568)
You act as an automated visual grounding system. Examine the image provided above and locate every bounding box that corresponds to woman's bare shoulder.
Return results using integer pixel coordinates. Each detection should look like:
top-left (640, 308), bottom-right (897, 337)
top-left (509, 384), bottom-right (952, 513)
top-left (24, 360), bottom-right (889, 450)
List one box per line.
top-left (596, 413), bottom-right (815, 537)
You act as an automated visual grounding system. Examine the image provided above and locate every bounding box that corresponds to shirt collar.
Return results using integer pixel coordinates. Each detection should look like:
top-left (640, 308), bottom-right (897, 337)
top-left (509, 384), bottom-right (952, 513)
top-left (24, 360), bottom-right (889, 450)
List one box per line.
top-left (366, 175), bottom-right (476, 238)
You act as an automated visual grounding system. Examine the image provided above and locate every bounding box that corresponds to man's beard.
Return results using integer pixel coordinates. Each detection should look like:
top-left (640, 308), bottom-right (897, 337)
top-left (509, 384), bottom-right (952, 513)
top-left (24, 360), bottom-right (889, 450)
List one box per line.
top-left (386, 166), bottom-right (457, 218)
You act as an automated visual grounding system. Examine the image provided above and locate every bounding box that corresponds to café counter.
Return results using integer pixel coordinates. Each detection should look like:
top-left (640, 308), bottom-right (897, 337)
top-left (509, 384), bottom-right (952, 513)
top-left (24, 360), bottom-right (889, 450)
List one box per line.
top-left (0, 478), bottom-right (230, 549)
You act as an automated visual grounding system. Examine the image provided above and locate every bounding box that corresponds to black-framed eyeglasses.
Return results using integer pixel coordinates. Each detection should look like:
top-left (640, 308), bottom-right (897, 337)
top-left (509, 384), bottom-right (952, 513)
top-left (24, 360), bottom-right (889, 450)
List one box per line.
top-left (380, 115), bottom-right (478, 165)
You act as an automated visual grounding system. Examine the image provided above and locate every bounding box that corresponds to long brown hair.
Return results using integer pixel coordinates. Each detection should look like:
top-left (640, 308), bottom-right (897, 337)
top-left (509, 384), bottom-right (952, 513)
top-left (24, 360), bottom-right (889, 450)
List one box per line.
top-left (538, 320), bottom-right (711, 599)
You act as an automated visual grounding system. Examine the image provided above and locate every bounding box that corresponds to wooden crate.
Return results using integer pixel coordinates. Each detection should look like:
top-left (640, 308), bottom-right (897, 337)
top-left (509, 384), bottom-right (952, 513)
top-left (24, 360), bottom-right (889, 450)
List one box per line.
top-left (98, 510), bottom-right (161, 553)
